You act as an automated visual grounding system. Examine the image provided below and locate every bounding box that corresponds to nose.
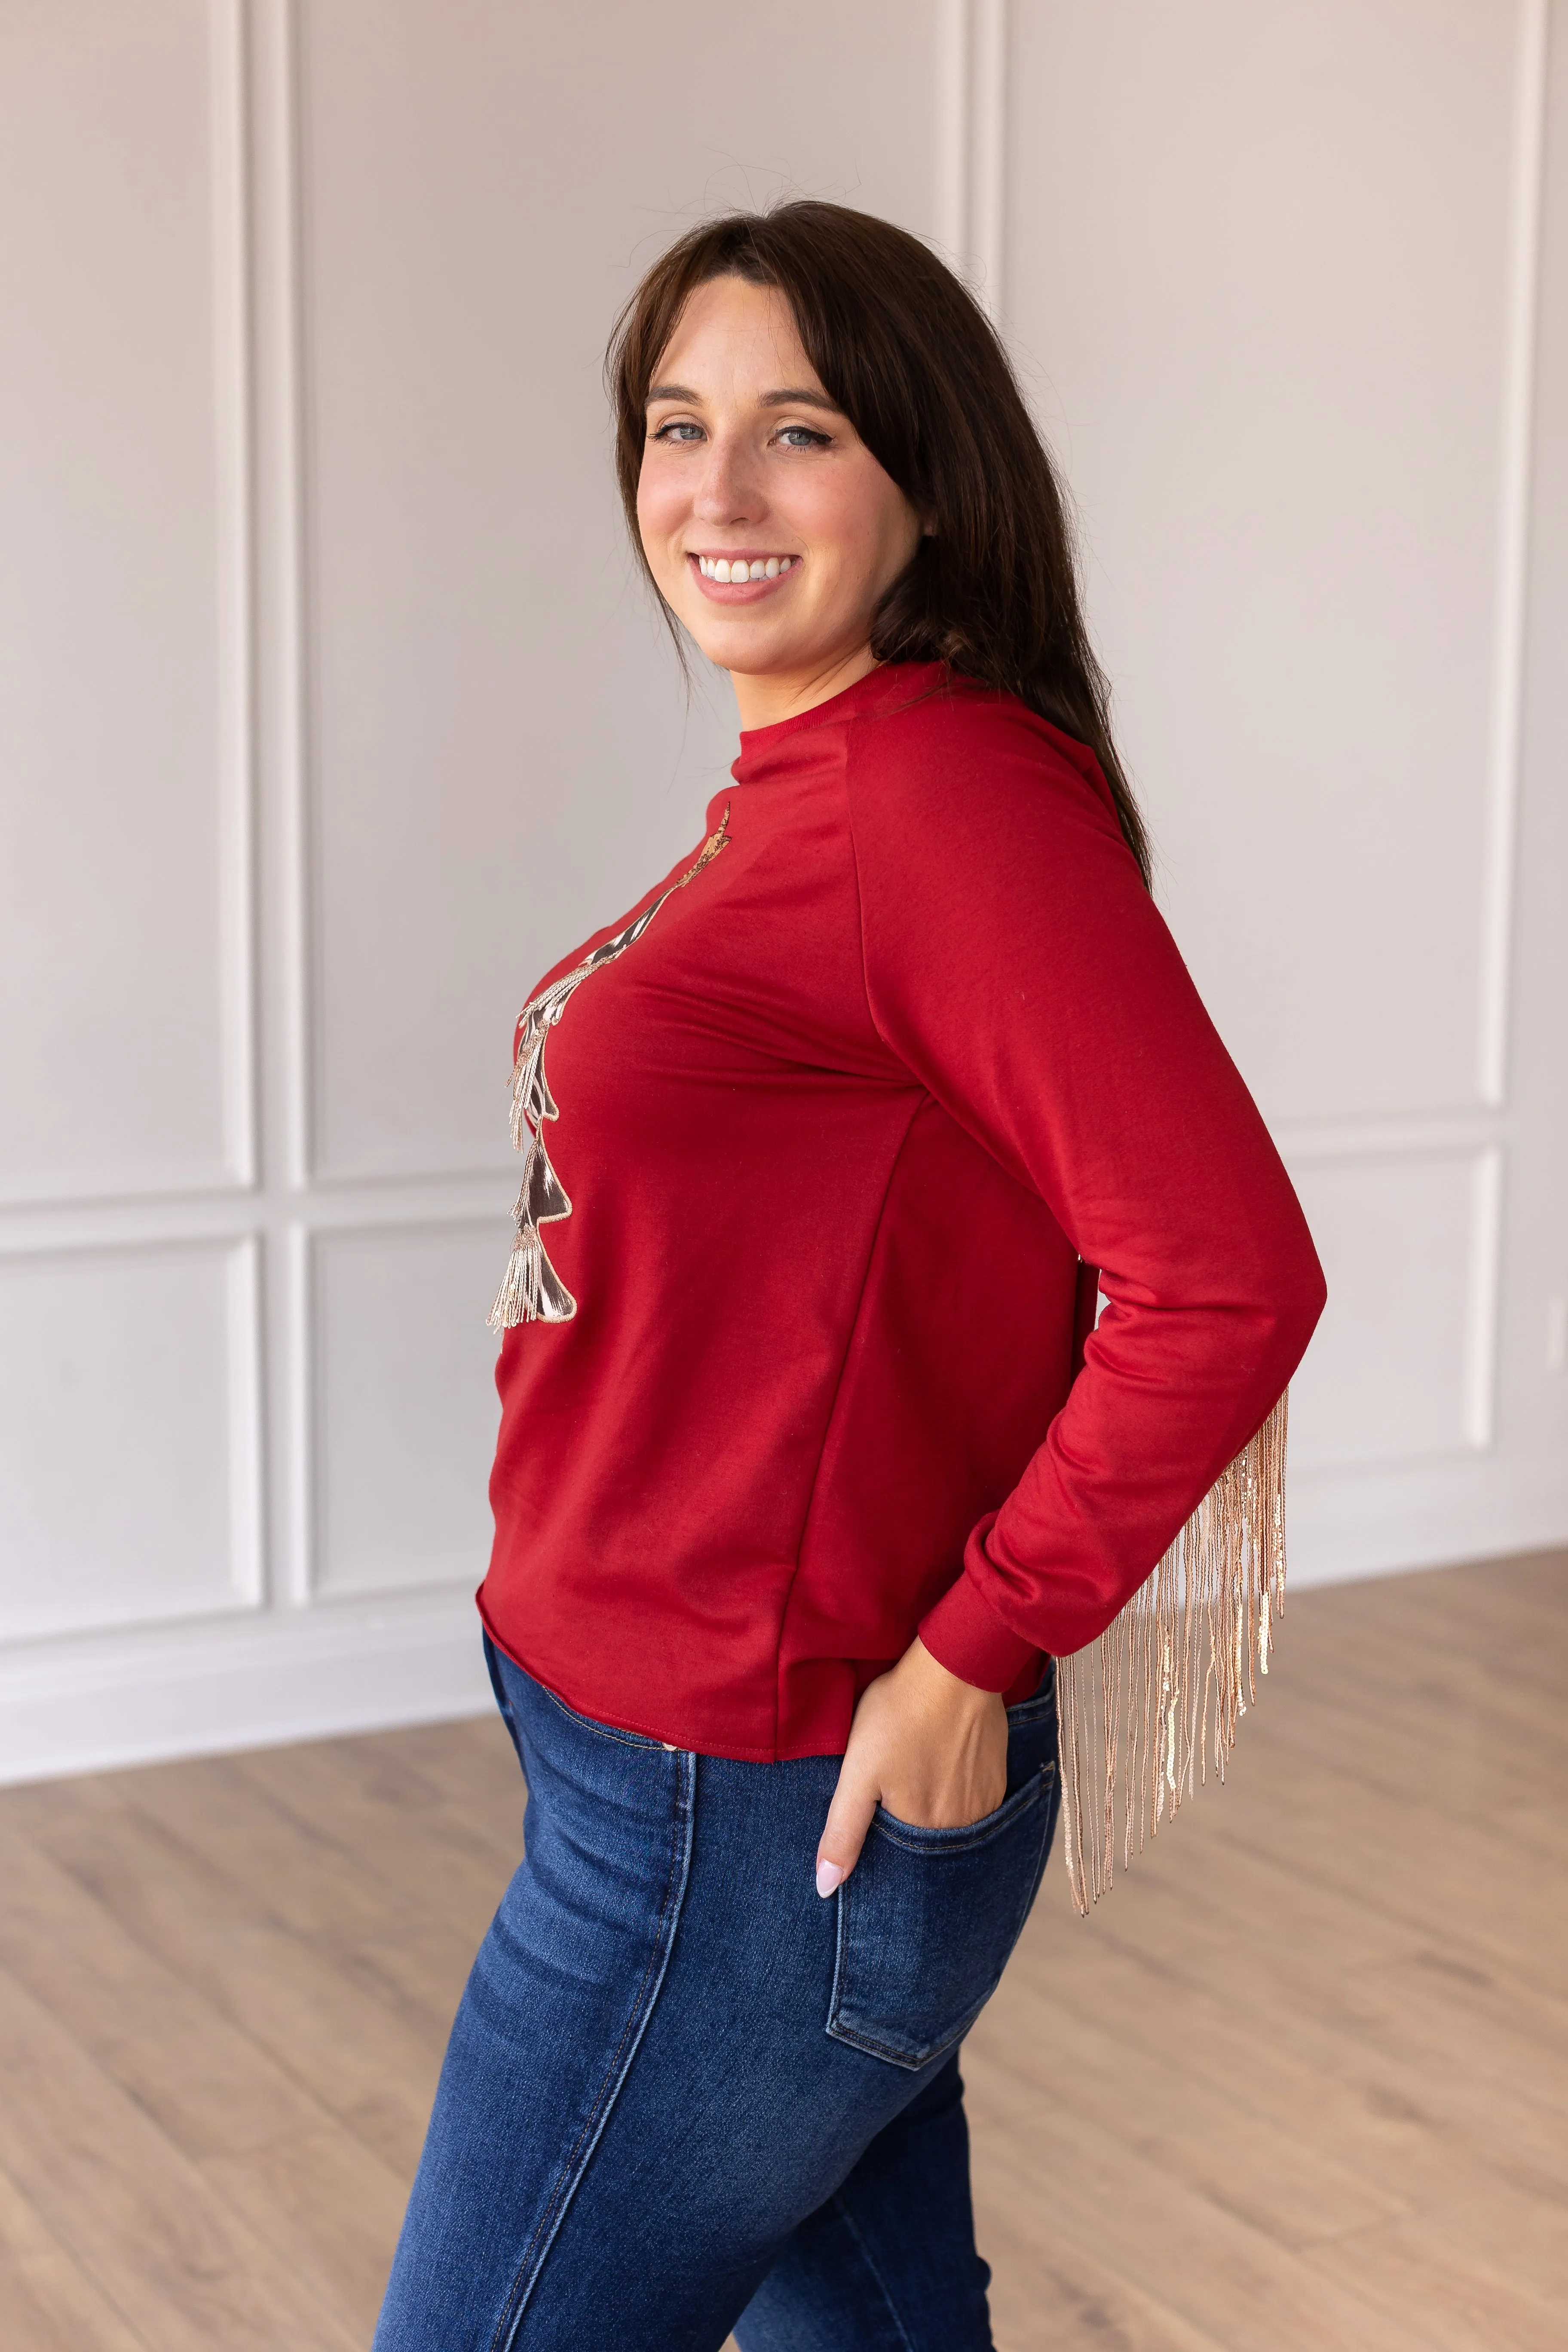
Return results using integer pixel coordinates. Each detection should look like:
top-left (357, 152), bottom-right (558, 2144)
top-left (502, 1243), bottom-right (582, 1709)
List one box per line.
top-left (691, 431), bottom-right (765, 527)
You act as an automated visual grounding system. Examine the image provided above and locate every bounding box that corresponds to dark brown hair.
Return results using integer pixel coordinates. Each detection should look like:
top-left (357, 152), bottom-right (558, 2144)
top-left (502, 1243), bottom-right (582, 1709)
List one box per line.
top-left (606, 199), bottom-right (1151, 885)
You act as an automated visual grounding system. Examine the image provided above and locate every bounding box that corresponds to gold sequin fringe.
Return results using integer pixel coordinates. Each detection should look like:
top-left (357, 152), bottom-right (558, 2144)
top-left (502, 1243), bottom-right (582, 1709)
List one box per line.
top-left (1056, 1390), bottom-right (1289, 1915)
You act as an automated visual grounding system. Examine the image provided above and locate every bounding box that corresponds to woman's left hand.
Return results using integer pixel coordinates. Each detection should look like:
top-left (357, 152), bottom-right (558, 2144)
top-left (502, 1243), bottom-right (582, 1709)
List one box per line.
top-left (814, 1638), bottom-right (1009, 1896)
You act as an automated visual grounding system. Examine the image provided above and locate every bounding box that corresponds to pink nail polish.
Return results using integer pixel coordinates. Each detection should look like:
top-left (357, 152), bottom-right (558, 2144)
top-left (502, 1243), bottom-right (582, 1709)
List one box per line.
top-left (816, 1859), bottom-right (843, 1898)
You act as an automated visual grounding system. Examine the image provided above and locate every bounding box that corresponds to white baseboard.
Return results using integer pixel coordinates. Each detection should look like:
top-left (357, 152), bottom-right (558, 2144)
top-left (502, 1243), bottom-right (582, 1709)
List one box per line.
top-left (0, 1589), bottom-right (494, 1787)
top-left (1287, 1455), bottom-right (1568, 1589)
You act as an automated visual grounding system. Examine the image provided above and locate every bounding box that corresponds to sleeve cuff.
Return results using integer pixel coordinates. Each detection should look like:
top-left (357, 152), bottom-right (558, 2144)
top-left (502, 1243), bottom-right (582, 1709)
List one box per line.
top-left (918, 1524), bottom-right (1044, 1692)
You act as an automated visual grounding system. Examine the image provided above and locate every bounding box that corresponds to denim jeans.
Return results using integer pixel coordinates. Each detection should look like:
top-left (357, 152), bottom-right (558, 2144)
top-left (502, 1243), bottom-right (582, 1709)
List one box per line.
top-left (373, 1638), bottom-right (1060, 2351)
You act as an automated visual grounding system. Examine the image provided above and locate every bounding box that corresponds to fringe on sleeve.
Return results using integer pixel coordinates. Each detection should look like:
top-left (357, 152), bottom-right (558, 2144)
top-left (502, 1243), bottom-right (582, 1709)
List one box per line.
top-left (1055, 1390), bottom-right (1290, 1915)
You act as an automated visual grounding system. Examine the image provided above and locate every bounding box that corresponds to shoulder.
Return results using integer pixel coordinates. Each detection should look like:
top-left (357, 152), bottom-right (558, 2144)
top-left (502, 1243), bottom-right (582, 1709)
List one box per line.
top-left (843, 671), bottom-right (1137, 898)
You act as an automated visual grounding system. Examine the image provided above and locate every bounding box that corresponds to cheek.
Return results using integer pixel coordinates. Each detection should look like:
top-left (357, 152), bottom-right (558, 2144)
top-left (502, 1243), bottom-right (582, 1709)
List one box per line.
top-left (859, 480), bottom-right (919, 574)
top-left (797, 470), bottom-right (912, 589)
top-left (635, 462), bottom-right (686, 563)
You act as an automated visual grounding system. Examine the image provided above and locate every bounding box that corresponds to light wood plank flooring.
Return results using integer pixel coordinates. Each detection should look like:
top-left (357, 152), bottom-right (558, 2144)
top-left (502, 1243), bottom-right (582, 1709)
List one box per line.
top-left (0, 1550), bottom-right (1562, 2349)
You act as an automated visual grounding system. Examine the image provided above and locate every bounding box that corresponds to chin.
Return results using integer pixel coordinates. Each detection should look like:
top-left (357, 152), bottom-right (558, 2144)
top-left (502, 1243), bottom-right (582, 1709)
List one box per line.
top-left (683, 617), bottom-right (791, 671)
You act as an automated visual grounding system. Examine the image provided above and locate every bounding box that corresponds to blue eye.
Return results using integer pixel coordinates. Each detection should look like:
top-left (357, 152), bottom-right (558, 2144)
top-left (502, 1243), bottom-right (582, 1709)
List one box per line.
top-left (778, 425), bottom-right (830, 450)
top-left (652, 420), bottom-right (704, 443)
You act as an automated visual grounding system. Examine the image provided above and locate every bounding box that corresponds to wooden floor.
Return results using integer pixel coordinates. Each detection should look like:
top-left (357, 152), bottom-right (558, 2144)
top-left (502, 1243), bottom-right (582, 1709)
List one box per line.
top-left (0, 1551), bottom-right (1563, 2351)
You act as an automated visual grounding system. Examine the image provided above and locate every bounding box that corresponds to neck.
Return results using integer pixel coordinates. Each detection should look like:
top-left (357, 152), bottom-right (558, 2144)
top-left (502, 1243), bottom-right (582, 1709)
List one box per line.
top-left (729, 643), bottom-right (880, 732)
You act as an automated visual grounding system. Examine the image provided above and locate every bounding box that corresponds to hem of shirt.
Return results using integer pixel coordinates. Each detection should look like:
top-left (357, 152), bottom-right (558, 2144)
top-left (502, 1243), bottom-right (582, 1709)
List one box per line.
top-left (475, 1589), bottom-right (848, 1763)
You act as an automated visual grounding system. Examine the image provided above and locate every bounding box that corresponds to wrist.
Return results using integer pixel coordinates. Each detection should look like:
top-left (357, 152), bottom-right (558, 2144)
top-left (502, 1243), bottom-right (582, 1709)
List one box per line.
top-left (904, 1635), bottom-right (997, 1712)
top-left (918, 1553), bottom-right (1042, 1693)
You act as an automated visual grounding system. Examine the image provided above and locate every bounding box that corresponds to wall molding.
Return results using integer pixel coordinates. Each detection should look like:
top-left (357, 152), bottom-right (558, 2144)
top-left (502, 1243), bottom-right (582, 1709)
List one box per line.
top-left (1465, 1145), bottom-right (1505, 1449)
top-left (935, 0), bottom-right (1008, 318)
top-left (1477, 0), bottom-right (1550, 1107)
top-left (224, 1231), bottom-right (268, 1609)
top-left (210, 0), bottom-right (260, 1194)
top-left (1273, 1109), bottom-right (1507, 1163)
top-left (283, 1219), bottom-right (314, 1605)
top-left (253, 0), bottom-right (314, 1197)
top-left (0, 1170), bottom-right (507, 1265)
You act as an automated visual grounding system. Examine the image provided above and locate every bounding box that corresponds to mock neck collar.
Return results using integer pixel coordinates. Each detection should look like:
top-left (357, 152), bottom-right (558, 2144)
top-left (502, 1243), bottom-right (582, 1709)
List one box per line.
top-left (732, 662), bottom-right (950, 783)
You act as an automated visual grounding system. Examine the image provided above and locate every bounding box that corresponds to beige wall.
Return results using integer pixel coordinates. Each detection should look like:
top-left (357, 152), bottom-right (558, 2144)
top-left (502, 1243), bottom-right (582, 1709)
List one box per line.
top-left (1, 0), bottom-right (1563, 1779)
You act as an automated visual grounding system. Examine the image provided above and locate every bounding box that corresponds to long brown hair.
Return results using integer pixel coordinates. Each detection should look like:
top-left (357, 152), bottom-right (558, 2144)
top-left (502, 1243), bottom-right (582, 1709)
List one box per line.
top-left (606, 200), bottom-right (1151, 886)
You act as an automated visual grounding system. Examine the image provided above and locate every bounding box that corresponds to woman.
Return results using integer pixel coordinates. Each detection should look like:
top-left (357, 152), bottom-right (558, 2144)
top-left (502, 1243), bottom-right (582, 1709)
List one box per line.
top-left (374, 202), bottom-right (1324, 2352)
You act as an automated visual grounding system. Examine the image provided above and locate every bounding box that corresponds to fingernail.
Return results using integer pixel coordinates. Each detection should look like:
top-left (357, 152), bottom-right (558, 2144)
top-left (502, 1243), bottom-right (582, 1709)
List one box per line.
top-left (816, 1859), bottom-right (844, 1898)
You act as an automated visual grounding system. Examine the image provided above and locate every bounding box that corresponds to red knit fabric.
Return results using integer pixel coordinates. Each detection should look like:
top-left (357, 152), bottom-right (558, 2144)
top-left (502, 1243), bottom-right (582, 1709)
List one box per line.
top-left (479, 663), bottom-right (1325, 1760)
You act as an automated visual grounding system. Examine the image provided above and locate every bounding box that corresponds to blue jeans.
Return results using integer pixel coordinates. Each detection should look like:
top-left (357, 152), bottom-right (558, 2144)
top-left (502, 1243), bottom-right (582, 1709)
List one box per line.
top-left (374, 1638), bottom-right (1060, 2351)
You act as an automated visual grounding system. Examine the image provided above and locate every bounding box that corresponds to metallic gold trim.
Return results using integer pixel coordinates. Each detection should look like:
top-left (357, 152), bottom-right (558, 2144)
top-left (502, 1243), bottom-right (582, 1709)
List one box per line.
top-left (488, 810), bottom-right (732, 1331)
top-left (1056, 1390), bottom-right (1290, 1914)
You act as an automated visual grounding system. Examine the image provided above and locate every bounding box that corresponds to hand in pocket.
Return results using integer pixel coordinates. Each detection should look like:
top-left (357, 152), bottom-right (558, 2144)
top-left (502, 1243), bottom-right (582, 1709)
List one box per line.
top-left (814, 1637), bottom-right (1010, 1897)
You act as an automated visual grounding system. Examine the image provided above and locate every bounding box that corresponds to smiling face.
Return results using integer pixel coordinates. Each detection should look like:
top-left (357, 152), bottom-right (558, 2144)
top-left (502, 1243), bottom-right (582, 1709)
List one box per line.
top-left (636, 276), bottom-right (923, 728)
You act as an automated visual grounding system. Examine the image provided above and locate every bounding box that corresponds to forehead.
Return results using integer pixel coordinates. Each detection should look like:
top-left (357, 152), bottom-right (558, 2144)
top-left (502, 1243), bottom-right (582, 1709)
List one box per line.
top-left (651, 277), bottom-right (821, 395)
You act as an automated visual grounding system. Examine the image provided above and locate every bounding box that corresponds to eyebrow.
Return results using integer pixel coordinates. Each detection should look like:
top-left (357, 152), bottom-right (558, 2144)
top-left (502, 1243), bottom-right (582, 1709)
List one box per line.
top-left (646, 382), bottom-right (844, 415)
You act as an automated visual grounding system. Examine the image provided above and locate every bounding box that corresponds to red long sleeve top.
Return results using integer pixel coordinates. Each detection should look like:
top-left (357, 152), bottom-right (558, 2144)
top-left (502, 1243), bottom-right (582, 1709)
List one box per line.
top-left (479, 662), bottom-right (1325, 1760)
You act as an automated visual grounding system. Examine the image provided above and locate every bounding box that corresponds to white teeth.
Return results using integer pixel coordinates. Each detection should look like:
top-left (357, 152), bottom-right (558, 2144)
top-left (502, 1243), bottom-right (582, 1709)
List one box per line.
top-left (695, 554), bottom-right (796, 582)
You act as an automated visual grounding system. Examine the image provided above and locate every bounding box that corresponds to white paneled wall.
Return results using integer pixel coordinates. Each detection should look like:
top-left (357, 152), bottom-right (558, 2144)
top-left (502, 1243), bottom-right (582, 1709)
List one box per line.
top-left (1, 0), bottom-right (1564, 1781)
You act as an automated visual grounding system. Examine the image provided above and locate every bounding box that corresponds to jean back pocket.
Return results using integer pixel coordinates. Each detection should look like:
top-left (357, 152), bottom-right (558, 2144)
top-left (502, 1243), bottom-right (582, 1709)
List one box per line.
top-left (826, 1758), bottom-right (1055, 2071)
